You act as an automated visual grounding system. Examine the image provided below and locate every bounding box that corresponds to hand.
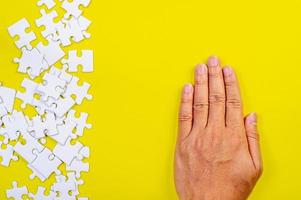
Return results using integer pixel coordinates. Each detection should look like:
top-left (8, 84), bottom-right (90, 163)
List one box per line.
top-left (174, 56), bottom-right (262, 200)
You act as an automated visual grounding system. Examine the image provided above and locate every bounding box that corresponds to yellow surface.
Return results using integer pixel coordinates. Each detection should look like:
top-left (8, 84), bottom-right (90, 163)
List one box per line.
top-left (0, 0), bottom-right (301, 199)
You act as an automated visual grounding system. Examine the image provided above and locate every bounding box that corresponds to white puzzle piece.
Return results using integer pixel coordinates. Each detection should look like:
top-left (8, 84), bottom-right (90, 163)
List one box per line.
top-left (8, 18), bottom-right (36, 49)
top-left (36, 9), bottom-right (59, 38)
top-left (62, 50), bottom-right (94, 72)
top-left (62, 0), bottom-right (91, 18)
top-left (14, 47), bottom-right (48, 79)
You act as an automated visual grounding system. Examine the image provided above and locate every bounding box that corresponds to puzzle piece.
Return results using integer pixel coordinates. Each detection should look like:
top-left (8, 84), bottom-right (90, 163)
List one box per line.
top-left (54, 16), bottom-right (91, 46)
top-left (29, 186), bottom-right (56, 200)
top-left (29, 147), bottom-right (62, 182)
top-left (27, 112), bottom-right (60, 139)
top-left (0, 111), bottom-right (29, 143)
top-left (16, 78), bottom-right (39, 109)
top-left (0, 142), bottom-right (18, 167)
top-left (37, 0), bottom-right (56, 9)
top-left (66, 147), bottom-right (90, 178)
top-left (14, 47), bottom-right (48, 79)
top-left (50, 120), bottom-right (77, 145)
top-left (66, 16), bottom-right (91, 43)
top-left (43, 96), bottom-right (76, 117)
top-left (53, 137), bottom-right (85, 165)
top-left (51, 172), bottom-right (83, 199)
top-left (6, 182), bottom-right (28, 200)
top-left (62, 50), bottom-right (94, 72)
top-left (65, 109), bottom-right (92, 136)
top-left (63, 76), bottom-right (92, 104)
top-left (37, 70), bottom-right (67, 101)
top-left (62, 0), bottom-right (91, 18)
top-left (14, 130), bottom-right (45, 163)
top-left (36, 9), bottom-right (59, 38)
top-left (8, 18), bottom-right (36, 49)
top-left (37, 36), bottom-right (65, 66)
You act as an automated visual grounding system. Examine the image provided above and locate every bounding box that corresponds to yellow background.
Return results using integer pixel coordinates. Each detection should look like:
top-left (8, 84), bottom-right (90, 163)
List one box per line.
top-left (0, 0), bottom-right (300, 199)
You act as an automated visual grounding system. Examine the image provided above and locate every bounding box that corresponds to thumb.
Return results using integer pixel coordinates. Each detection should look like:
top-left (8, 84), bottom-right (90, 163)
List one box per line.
top-left (245, 113), bottom-right (263, 176)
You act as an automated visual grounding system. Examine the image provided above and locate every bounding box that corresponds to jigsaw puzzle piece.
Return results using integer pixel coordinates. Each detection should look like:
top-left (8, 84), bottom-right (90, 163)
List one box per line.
top-left (14, 130), bottom-right (45, 163)
top-left (37, 36), bottom-right (65, 66)
top-left (50, 120), bottom-right (77, 145)
top-left (29, 147), bottom-right (62, 182)
top-left (14, 47), bottom-right (48, 79)
top-left (62, 0), bottom-right (91, 18)
top-left (63, 76), bottom-right (92, 105)
top-left (36, 9), bottom-right (59, 38)
top-left (66, 147), bottom-right (90, 178)
top-left (53, 137), bottom-right (84, 165)
top-left (8, 18), bottom-right (37, 49)
top-left (0, 111), bottom-right (29, 142)
top-left (6, 181), bottom-right (28, 200)
top-left (37, 71), bottom-right (67, 101)
top-left (65, 109), bottom-right (92, 136)
top-left (62, 50), bottom-right (93, 72)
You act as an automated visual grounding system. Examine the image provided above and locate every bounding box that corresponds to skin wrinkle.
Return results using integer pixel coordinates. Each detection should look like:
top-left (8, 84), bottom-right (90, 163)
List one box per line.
top-left (175, 56), bottom-right (262, 200)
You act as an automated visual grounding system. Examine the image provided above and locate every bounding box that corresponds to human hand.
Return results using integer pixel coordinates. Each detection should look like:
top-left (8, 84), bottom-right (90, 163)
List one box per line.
top-left (174, 56), bottom-right (262, 200)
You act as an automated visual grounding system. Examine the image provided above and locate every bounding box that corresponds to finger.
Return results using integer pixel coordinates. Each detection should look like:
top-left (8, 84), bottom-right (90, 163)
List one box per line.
top-left (223, 66), bottom-right (244, 127)
top-left (245, 113), bottom-right (263, 175)
top-left (178, 84), bottom-right (194, 140)
top-left (193, 64), bottom-right (208, 129)
top-left (207, 56), bottom-right (226, 125)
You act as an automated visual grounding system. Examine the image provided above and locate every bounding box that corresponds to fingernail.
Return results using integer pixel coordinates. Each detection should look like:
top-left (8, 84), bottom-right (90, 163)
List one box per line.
top-left (247, 113), bottom-right (257, 124)
top-left (223, 66), bottom-right (233, 76)
top-left (196, 64), bottom-right (207, 75)
top-left (184, 84), bottom-right (192, 94)
top-left (207, 56), bottom-right (219, 67)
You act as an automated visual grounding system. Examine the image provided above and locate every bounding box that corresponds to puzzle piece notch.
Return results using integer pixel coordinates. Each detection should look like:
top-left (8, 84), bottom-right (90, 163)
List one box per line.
top-left (62, 50), bottom-right (94, 72)
top-left (62, 0), bottom-right (91, 18)
top-left (6, 181), bottom-right (28, 200)
top-left (8, 18), bottom-right (37, 49)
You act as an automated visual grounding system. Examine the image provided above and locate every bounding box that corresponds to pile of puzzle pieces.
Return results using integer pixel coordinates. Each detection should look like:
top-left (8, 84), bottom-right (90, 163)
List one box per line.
top-left (1, 0), bottom-right (93, 199)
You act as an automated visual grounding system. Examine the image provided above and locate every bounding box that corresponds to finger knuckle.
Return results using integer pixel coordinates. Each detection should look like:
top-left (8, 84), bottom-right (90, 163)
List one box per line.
top-left (179, 112), bottom-right (193, 122)
top-left (226, 98), bottom-right (242, 108)
top-left (209, 93), bottom-right (226, 104)
top-left (194, 101), bottom-right (209, 111)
